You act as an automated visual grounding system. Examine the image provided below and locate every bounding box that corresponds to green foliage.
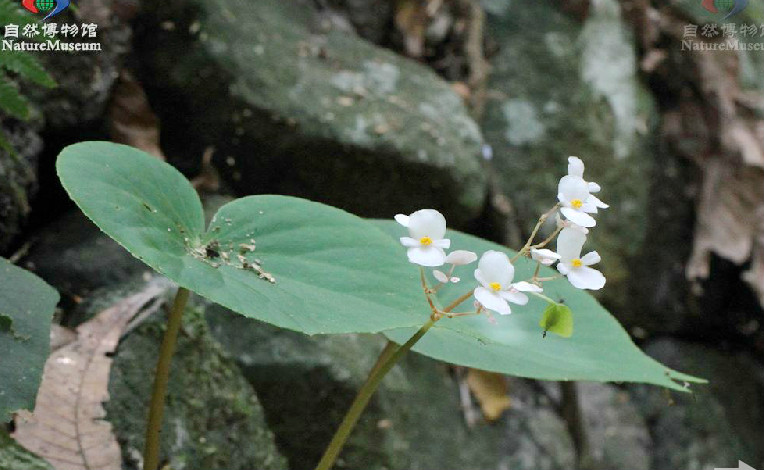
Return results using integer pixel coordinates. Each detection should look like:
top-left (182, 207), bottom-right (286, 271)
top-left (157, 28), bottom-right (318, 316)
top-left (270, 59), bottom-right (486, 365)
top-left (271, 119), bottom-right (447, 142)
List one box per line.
top-left (0, 257), bottom-right (59, 418)
top-left (0, 0), bottom-right (56, 151)
top-left (0, 77), bottom-right (31, 120)
top-left (373, 221), bottom-right (705, 391)
top-left (0, 51), bottom-right (56, 88)
top-left (539, 302), bottom-right (573, 338)
top-left (56, 142), bottom-right (426, 335)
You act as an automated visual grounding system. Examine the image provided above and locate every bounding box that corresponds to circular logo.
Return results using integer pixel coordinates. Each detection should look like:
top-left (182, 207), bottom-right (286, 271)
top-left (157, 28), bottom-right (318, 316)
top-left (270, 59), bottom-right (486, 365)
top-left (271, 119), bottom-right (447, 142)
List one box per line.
top-left (714, 0), bottom-right (735, 14)
top-left (35, 0), bottom-right (55, 12)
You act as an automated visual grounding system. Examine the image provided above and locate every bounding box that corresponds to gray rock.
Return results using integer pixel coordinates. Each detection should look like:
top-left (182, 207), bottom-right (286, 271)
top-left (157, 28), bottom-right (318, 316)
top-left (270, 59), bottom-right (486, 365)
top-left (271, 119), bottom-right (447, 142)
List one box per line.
top-left (102, 288), bottom-right (287, 470)
top-left (319, 0), bottom-right (393, 44)
top-left (0, 118), bottom-right (43, 254)
top-left (206, 305), bottom-right (576, 470)
top-left (630, 339), bottom-right (764, 470)
top-left (134, 0), bottom-right (486, 225)
top-left (25, 0), bottom-right (132, 130)
top-left (577, 383), bottom-right (651, 470)
top-left (23, 211), bottom-right (149, 299)
top-left (480, 0), bottom-right (661, 326)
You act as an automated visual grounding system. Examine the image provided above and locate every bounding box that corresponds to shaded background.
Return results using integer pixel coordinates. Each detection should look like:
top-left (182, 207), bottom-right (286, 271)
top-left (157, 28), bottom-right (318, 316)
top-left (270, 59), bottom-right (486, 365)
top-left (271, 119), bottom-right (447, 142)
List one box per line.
top-left (2, 0), bottom-right (764, 469)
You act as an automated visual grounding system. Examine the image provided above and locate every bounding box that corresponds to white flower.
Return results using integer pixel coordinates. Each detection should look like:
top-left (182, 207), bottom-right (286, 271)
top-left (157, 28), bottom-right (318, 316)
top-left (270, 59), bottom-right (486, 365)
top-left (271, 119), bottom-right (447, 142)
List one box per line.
top-left (556, 227), bottom-right (606, 290)
top-left (473, 251), bottom-right (542, 315)
top-left (395, 209), bottom-right (451, 266)
top-left (531, 248), bottom-right (561, 266)
top-left (568, 156), bottom-right (608, 210)
top-left (557, 175), bottom-right (598, 228)
top-left (445, 250), bottom-right (478, 266)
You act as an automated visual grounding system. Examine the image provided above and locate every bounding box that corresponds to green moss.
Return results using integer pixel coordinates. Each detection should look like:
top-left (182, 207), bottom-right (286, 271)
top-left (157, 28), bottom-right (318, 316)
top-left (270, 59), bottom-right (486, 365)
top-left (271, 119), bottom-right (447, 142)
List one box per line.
top-left (105, 296), bottom-right (286, 470)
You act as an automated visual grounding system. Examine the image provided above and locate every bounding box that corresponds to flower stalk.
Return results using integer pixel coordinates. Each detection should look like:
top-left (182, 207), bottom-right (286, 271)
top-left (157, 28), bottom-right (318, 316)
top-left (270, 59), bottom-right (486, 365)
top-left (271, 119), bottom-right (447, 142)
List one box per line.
top-left (314, 319), bottom-right (437, 470)
top-left (143, 287), bottom-right (190, 470)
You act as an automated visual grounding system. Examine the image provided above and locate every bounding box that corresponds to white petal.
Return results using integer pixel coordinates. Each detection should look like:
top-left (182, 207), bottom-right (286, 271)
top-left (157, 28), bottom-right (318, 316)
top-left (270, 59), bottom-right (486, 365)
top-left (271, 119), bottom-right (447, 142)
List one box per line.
top-left (400, 237), bottom-right (419, 247)
top-left (474, 287), bottom-right (512, 315)
top-left (477, 250), bottom-right (514, 287)
top-left (531, 248), bottom-right (560, 265)
top-left (407, 246), bottom-right (446, 267)
top-left (567, 156), bottom-right (585, 178)
top-left (558, 175), bottom-right (590, 203)
top-left (408, 209), bottom-right (447, 240)
top-left (474, 269), bottom-right (490, 289)
top-left (556, 227), bottom-right (586, 261)
top-left (512, 281), bottom-right (543, 293)
top-left (566, 266), bottom-right (606, 290)
top-left (433, 238), bottom-right (451, 249)
top-left (556, 214), bottom-right (589, 234)
top-left (445, 250), bottom-right (478, 266)
top-left (557, 263), bottom-right (571, 275)
top-left (587, 194), bottom-right (609, 209)
top-left (394, 214), bottom-right (410, 227)
top-left (581, 251), bottom-right (601, 266)
top-left (432, 269), bottom-right (449, 283)
top-left (560, 207), bottom-right (596, 228)
top-left (450, 276), bottom-right (460, 283)
top-left (588, 182), bottom-right (601, 193)
top-left (581, 200), bottom-right (599, 213)
top-left (499, 289), bottom-right (529, 306)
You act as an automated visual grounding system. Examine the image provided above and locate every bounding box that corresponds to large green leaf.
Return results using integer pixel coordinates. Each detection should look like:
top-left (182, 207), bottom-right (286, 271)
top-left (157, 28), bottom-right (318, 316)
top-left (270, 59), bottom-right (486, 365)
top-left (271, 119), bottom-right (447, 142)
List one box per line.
top-left (56, 142), bottom-right (425, 335)
top-left (0, 258), bottom-right (59, 418)
top-left (373, 221), bottom-right (705, 391)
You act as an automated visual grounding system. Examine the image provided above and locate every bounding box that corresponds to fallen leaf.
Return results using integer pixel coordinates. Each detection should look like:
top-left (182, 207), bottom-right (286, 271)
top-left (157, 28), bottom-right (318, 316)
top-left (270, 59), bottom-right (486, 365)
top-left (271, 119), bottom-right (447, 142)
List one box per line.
top-left (634, 3), bottom-right (764, 309)
top-left (108, 70), bottom-right (164, 160)
top-left (13, 280), bottom-right (169, 470)
top-left (394, 0), bottom-right (431, 58)
top-left (466, 369), bottom-right (510, 422)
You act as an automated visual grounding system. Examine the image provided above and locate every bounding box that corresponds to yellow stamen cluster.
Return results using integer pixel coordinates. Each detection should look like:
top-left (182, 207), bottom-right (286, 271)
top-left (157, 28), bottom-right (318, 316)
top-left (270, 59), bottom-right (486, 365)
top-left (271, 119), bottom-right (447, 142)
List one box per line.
top-left (571, 199), bottom-right (583, 209)
top-left (420, 236), bottom-right (433, 246)
top-left (489, 282), bottom-right (502, 291)
top-left (571, 259), bottom-right (583, 267)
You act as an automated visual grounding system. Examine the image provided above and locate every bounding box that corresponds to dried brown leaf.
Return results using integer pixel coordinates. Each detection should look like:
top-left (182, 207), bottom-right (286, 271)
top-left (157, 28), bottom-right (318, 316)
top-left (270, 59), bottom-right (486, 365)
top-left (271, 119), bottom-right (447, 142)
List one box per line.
top-left (466, 369), bottom-right (510, 422)
top-left (394, 0), bottom-right (430, 58)
top-left (108, 70), bottom-right (164, 160)
top-left (13, 281), bottom-right (168, 470)
top-left (635, 3), bottom-right (764, 308)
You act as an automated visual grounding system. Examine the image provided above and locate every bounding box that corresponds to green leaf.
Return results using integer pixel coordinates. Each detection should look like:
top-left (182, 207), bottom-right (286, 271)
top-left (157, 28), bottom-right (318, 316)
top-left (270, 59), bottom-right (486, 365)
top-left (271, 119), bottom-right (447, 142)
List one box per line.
top-left (0, 129), bottom-right (16, 156)
top-left (540, 302), bottom-right (573, 338)
top-left (0, 52), bottom-right (56, 88)
top-left (56, 142), bottom-right (426, 335)
top-left (0, 258), bottom-right (59, 419)
top-left (0, 0), bottom-right (34, 28)
top-left (372, 220), bottom-right (705, 391)
top-left (0, 77), bottom-right (30, 120)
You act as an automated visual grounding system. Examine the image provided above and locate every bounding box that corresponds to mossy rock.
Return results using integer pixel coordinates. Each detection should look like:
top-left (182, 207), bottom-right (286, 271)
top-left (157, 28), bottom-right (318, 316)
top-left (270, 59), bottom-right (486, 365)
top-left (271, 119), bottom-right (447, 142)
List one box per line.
top-left (103, 291), bottom-right (286, 470)
top-left (206, 305), bottom-right (576, 470)
top-left (134, 0), bottom-right (486, 225)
